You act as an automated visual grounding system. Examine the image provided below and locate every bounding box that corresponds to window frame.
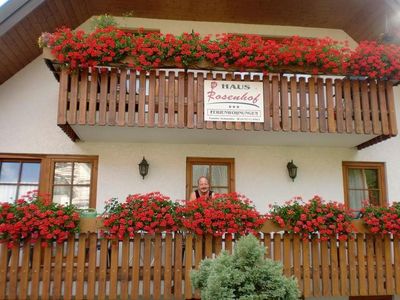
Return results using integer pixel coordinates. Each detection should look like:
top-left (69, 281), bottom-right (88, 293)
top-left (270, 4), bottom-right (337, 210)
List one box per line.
top-left (0, 153), bottom-right (98, 208)
top-left (342, 161), bottom-right (387, 208)
top-left (186, 157), bottom-right (235, 199)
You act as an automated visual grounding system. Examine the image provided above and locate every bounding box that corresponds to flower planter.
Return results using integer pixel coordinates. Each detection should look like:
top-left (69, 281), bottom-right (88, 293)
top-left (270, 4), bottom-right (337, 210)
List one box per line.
top-left (80, 217), bottom-right (102, 233)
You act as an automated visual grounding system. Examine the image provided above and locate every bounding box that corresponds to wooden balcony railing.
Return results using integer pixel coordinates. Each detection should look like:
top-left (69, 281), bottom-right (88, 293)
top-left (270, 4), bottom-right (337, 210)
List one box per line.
top-left (57, 68), bottom-right (397, 147)
top-left (1, 221), bottom-right (399, 299)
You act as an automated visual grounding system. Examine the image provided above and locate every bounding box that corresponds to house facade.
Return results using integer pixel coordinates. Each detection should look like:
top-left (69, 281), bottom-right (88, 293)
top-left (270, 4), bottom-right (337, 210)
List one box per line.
top-left (1, 1), bottom-right (400, 299)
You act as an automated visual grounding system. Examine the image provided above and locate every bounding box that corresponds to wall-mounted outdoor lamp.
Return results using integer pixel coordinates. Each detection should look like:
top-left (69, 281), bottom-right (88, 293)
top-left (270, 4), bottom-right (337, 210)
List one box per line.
top-left (138, 157), bottom-right (149, 179)
top-left (287, 160), bottom-right (298, 182)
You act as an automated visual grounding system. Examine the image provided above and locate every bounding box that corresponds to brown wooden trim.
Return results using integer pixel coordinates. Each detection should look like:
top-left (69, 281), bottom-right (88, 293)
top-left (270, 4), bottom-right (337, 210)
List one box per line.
top-left (186, 157), bottom-right (235, 199)
top-left (342, 161), bottom-right (387, 208)
top-left (356, 135), bottom-right (392, 150)
top-left (0, 153), bottom-right (98, 208)
top-left (58, 124), bottom-right (80, 142)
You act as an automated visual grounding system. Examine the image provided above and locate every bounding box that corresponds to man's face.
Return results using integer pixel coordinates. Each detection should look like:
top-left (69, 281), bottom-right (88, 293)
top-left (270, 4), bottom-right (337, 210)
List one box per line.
top-left (198, 178), bottom-right (210, 193)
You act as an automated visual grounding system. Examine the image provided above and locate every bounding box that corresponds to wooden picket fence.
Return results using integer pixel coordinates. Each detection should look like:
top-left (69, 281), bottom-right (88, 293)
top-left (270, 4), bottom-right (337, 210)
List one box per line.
top-left (1, 230), bottom-right (400, 299)
top-left (57, 68), bottom-right (397, 144)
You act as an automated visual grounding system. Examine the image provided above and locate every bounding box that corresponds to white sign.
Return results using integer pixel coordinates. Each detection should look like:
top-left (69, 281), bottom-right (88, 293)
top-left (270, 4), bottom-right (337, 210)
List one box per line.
top-left (204, 80), bottom-right (264, 122)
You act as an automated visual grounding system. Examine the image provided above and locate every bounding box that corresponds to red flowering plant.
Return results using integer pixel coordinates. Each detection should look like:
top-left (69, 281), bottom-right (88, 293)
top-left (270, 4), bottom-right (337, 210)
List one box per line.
top-left (100, 192), bottom-right (181, 240)
top-left (268, 196), bottom-right (356, 241)
top-left (39, 25), bottom-right (400, 79)
top-left (361, 202), bottom-right (400, 237)
top-left (0, 191), bottom-right (80, 248)
top-left (177, 193), bottom-right (265, 236)
top-left (347, 41), bottom-right (400, 80)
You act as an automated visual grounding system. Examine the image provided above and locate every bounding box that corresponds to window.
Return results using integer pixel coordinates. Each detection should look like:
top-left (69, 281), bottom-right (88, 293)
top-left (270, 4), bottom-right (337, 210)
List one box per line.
top-left (342, 162), bottom-right (387, 211)
top-left (0, 160), bottom-right (41, 202)
top-left (0, 154), bottom-right (98, 208)
top-left (186, 157), bottom-right (235, 199)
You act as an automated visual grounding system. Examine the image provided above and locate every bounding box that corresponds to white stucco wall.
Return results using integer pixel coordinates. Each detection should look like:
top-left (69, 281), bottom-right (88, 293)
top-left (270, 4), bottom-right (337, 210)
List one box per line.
top-left (1, 19), bottom-right (399, 213)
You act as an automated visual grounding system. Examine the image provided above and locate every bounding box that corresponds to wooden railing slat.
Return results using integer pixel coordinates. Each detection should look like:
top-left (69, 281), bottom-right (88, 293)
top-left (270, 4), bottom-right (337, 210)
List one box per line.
top-left (8, 246), bottom-right (19, 300)
top-left (308, 78), bottom-right (317, 132)
top-left (88, 69), bottom-right (98, 125)
top-left (127, 71), bottom-right (137, 126)
top-left (330, 237), bottom-right (340, 296)
top-left (216, 73), bottom-right (225, 130)
top-left (386, 81), bottom-right (398, 135)
top-left (384, 235), bottom-right (394, 294)
top-left (185, 235), bottom-right (194, 299)
top-left (68, 72), bottom-right (79, 125)
top-left (52, 243), bottom-right (64, 299)
top-left (253, 75), bottom-right (262, 131)
top-left (366, 235), bottom-right (377, 295)
top-left (187, 72), bottom-right (195, 128)
top-left (30, 242), bottom-right (42, 300)
top-left (370, 81), bottom-right (382, 134)
top-left (299, 77), bottom-right (308, 132)
top-left (205, 234), bottom-right (213, 258)
top-left (343, 79), bottom-right (353, 133)
top-left (64, 236), bottom-right (75, 300)
top-left (196, 73), bottom-right (204, 129)
top-left (290, 77), bottom-right (299, 131)
top-left (334, 79), bottom-right (344, 133)
top-left (108, 69), bottom-right (118, 125)
top-left (117, 69), bottom-right (127, 126)
top-left (376, 237), bottom-right (385, 294)
top-left (352, 80), bottom-right (363, 133)
top-left (164, 234), bottom-right (173, 299)
top-left (19, 243), bottom-right (31, 300)
top-left (109, 240), bottom-right (119, 299)
top-left (321, 240), bottom-right (330, 295)
top-left (312, 239), bottom-right (321, 297)
top-left (243, 74), bottom-right (253, 131)
top-left (0, 243), bottom-right (8, 300)
top-left (281, 77), bottom-right (289, 131)
top-left (348, 238), bottom-right (357, 295)
top-left (153, 234), bottom-right (162, 299)
top-left (272, 76), bottom-right (280, 131)
top-left (326, 79), bottom-right (336, 133)
top-left (87, 233), bottom-right (98, 300)
top-left (357, 234), bottom-right (367, 295)
top-left (148, 71), bottom-right (156, 127)
top-left (120, 236), bottom-right (130, 300)
top-left (178, 72), bottom-right (185, 128)
top-left (194, 235), bottom-right (203, 299)
top-left (76, 234), bottom-right (87, 300)
top-left (283, 233), bottom-right (291, 277)
top-left (143, 235), bottom-right (152, 299)
top-left (361, 81), bottom-right (372, 134)
top-left (98, 238), bottom-right (109, 300)
top-left (338, 240), bottom-right (348, 295)
top-left (168, 71), bottom-right (176, 129)
top-left (57, 69), bottom-right (68, 124)
top-left (131, 234), bottom-right (141, 300)
top-left (174, 233), bottom-right (183, 298)
top-left (138, 72), bottom-right (146, 127)
top-left (98, 71), bottom-right (108, 126)
top-left (78, 70), bottom-right (88, 125)
top-left (206, 73), bottom-right (214, 130)
top-left (394, 237), bottom-right (400, 294)
top-left (317, 78), bottom-right (327, 133)
top-left (302, 238), bottom-right (311, 297)
top-left (292, 235), bottom-right (301, 291)
top-left (263, 76), bottom-right (271, 131)
top-left (273, 233), bottom-right (281, 261)
top-left (378, 81), bottom-right (390, 135)
top-left (41, 246), bottom-right (52, 300)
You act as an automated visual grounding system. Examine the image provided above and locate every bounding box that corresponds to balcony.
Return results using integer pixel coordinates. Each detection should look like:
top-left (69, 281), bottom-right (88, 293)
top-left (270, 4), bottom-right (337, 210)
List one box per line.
top-left (1, 220), bottom-right (399, 299)
top-left (52, 64), bottom-right (398, 149)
